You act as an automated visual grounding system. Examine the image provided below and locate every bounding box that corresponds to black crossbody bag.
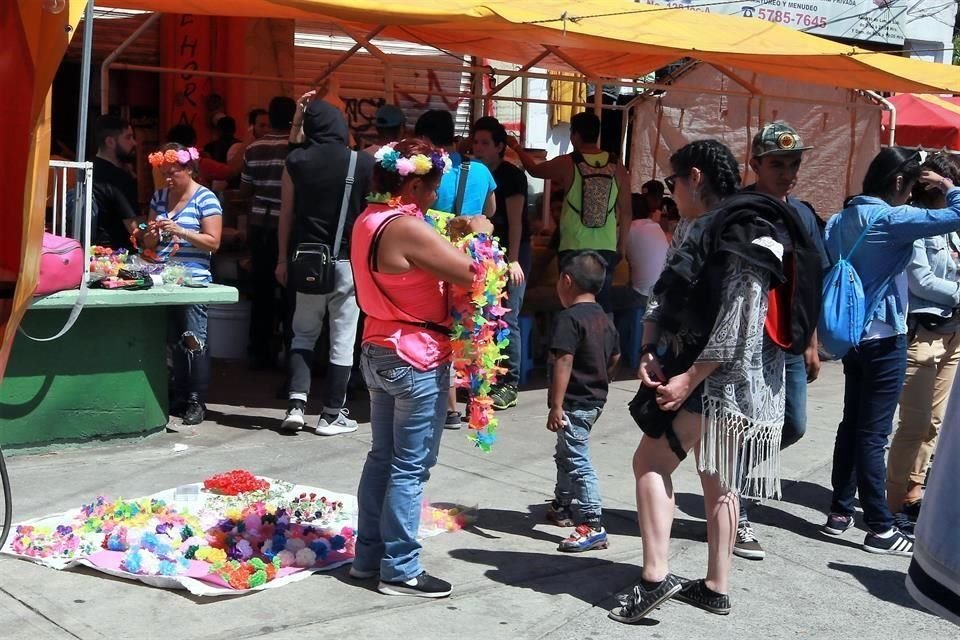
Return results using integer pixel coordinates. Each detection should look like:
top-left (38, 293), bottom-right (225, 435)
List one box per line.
top-left (290, 150), bottom-right (358, 294)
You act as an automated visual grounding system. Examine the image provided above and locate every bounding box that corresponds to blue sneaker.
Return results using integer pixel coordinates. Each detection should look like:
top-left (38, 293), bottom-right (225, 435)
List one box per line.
top-left (558, 523), bottom-right (608, 552)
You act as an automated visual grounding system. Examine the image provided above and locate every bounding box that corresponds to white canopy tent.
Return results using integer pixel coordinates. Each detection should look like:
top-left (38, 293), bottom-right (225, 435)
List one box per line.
top-left (630, 63), bottom-right (885, 216)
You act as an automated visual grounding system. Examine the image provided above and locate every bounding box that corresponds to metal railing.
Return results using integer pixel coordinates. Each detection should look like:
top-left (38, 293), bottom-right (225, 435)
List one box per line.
top-left (48, 160), bottom-right (94, 281)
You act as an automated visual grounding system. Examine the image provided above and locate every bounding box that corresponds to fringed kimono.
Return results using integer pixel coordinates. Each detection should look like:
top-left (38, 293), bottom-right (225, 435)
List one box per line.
top-left (643, 202), bottom-right (786, 498)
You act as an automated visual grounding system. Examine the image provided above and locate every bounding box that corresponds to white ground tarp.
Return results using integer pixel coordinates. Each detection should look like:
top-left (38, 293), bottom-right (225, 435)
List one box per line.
top-left (630, 64), bottom-right (883, 218)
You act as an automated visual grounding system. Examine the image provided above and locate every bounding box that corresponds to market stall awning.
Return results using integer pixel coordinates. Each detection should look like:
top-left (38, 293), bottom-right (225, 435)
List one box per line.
top-left (107, 0), bottom-right (960, 94)
top-left (1, 2), bottom-right (84, 384)
top-left (883, 94), bottom-right (960, 151)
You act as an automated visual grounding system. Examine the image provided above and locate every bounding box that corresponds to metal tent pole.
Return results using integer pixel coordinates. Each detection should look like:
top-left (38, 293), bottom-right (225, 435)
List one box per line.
top-left (76, 0), bottom-right (95, 162)
top-left (74, 0), bottom-right (95, 243)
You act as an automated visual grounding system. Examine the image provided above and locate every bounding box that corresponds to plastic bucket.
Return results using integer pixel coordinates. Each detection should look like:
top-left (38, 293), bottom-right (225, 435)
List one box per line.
top-left (206, 300), bottom-right (251, 360)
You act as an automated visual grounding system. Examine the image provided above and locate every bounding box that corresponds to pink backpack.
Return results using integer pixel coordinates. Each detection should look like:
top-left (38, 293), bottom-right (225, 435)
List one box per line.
top-left (34, 232), bottom-right (84, 297)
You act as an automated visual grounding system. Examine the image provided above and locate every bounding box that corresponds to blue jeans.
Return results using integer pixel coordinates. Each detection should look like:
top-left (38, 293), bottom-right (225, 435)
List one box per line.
top-left (554, 406), bottom-right (603, 523)
top-left (355, 344), bottom-right (450, 582)
top-left (831, 334), bottom-right (907, 533)
top-left (169, 304), bottom-right (210, 402)
top-left (740, 353), bottom-right (807, 520)
top-left (501, 244), bottom-right (531, 387)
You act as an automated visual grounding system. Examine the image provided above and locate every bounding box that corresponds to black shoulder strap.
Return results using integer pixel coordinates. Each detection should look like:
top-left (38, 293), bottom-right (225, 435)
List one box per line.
top-left (453, 159), bottom-right (471, 215)
top-left (366, 213), bottom-right (449, 336)
top-left (369, 213), bottom-right (404, 273)
top-left (331, 150), bottom-right (358, 259)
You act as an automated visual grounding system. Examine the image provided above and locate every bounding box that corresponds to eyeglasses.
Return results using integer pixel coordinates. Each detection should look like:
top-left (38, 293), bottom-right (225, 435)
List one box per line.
top-left (664, 174), bottom-right (677, 193)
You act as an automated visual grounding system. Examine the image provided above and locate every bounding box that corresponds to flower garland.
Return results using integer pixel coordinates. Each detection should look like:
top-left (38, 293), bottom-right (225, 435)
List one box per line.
top-left (148, 147), bottom-right (200, 167)
top-left (203, 470), bottom-right (271, 496)
top-left (374, 143), bottom-right (451, 176)
top-left (425, 210), bottom-right (509, 451)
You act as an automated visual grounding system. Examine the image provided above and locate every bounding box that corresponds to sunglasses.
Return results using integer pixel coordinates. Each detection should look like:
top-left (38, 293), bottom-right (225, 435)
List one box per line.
top-left (664, 173), bottom-right (689, 194)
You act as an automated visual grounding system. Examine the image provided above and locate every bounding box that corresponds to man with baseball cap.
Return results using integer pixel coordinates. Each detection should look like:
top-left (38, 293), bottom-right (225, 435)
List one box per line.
top-left (364, 104), bottom-right (406, 155)
top-left (734, 121), bottom-right (830, 561)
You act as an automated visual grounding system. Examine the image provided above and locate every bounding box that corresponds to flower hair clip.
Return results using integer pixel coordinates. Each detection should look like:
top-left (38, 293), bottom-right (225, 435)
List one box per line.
top-left (148, 147), bottom-right (200, 168)
top-left (374, 143), bottom-right (452, 177)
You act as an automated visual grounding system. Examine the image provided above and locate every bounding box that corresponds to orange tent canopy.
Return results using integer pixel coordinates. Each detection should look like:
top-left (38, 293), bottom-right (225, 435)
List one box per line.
top-left (108, 0), bottom-right (960, 93)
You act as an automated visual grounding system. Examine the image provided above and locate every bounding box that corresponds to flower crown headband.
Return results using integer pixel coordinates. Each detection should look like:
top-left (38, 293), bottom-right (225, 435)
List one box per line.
top-left (374, 142), bottom-right (452, 177)
top-left (148, 147), bottom-right (200, 168)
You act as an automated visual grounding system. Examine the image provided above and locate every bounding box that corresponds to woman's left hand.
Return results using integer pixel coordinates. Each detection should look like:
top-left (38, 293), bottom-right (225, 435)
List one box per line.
top-left (656, 372), bottom-right (693, 412)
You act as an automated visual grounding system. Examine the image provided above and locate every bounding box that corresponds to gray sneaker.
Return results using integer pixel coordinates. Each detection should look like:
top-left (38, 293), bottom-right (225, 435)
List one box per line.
top-left (315, 409), bottom-right (359, 436)
top-left (281, 402), bottom-right (306, 432)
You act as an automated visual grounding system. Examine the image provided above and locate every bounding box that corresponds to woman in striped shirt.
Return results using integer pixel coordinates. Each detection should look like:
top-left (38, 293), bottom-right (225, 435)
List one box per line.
top-left (142, 143), bottom-right (223, 425)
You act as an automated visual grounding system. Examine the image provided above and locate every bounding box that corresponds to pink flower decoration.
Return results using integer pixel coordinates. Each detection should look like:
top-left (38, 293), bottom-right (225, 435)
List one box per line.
top-left (175, 149), bottom-right (191, 164)
top-left (188, 147), bottom-right (200, 161)
top-left (395, 157), bottom-right (416, 177)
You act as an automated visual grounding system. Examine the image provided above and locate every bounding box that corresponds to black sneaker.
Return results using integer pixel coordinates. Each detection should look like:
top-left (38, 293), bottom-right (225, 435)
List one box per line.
top-left (902, 500), bottom-right (922, 522)
top-left (490, 385), bottom-right (519, 410)
top-left (378, 571), bottom-right (451, 598)
top-left (893, 513), bottom-right (916, 538)
top-left (675, 579), bottom-right (731, 615)
top-left (821, 513), bottom-right (855, 537)
top-left (733, 522), bottom-right (765, 560)
top-left (444, 411), bottom-right (462, 430)
top-left (608, 574), bottom-right (683, 624)
top-left (183, 394), bottom-right (206, 425)
top-left (863, 528), bottom-right (914, 556)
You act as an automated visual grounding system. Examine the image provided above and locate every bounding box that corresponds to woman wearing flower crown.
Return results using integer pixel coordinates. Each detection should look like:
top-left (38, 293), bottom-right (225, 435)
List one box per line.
top-left (349, 138), bottom-right (493, 598)
top-left (140, 142), bottom-right (223, 426)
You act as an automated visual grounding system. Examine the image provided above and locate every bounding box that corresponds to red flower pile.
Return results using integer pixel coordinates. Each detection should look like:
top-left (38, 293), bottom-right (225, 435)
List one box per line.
top-left (202, 470), bottom-right (270, 496)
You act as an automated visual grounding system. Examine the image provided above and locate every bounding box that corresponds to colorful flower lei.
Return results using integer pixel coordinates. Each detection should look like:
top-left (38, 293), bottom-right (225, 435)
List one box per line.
top-left (374, 143), bottom-right (452, 177)
top-left (148, 147), bottom-right (199, 168)
top-left (203, 470), bottom-right (271, 496)
top-left (425, 210), bottom-right (509, 451)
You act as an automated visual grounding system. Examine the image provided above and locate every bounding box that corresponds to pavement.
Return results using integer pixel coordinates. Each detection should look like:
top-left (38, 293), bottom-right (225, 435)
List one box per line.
top-left (0, 361), bottom-right (955, 640)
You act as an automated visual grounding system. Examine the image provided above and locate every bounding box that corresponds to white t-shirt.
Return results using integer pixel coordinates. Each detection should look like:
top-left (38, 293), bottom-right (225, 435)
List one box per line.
top-left (627, 219), bottom-right (669, 296)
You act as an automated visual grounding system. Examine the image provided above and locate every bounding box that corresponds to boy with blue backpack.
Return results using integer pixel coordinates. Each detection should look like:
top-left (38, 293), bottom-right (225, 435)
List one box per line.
top-left (819, 147), bottom-right (960, 556)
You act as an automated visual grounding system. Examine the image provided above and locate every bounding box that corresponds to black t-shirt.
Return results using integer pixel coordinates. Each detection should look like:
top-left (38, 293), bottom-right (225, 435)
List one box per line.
top-left (490, 161), bottom-right (529, 255)
top-left (550, 301), bottom-right (620, 410)
top-left (91, 157), bottom-right (139, 251)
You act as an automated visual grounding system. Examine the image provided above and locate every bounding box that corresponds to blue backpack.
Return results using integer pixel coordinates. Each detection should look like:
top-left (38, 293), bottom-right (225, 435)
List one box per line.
top-left (819, 217), bottom-right (887, 358)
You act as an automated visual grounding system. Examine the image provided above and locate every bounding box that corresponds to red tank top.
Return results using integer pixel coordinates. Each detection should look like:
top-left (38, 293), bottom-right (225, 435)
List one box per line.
top-left (351, 204), bottom-right (451, 371)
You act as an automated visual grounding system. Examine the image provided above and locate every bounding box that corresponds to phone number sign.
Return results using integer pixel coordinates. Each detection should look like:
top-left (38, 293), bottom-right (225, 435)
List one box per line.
top-left (640, 0), bottom-right (907, 45)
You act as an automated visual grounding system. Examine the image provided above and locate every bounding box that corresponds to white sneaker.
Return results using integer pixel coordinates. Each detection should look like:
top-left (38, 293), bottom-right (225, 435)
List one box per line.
top-left (281, 405), bottom-right (306, 432)
top-left (315, 409), bottom-right (358, 436)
